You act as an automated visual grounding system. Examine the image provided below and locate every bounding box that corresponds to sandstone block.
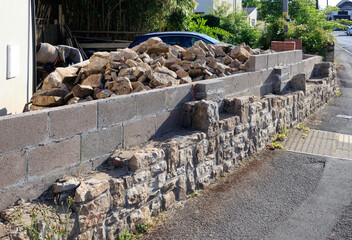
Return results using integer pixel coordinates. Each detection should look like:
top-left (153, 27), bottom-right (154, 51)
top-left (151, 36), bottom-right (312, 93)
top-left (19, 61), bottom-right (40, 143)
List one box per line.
top-left (126, 185), bottom-right (147, 205)
top-left (53, 176), bottom-right (80, 193)
top-left (163, 191), bottom-right (175, 210)
top-left (73, 85), bottom-right (93, 98)
top-left (75, 178), bottom-right (110, 203)
top-left (81, 73), bottom-right (102, 88)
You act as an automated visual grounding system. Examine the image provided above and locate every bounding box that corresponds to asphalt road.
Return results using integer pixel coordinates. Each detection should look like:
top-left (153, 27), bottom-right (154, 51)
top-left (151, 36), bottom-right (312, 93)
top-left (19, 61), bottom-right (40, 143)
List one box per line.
top-left (143, 35), bottom-right (352, 240)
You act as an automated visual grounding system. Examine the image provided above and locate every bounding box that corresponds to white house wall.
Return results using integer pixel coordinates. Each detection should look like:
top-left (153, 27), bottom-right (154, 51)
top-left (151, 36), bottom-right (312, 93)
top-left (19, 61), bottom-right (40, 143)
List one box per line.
top-left (0, 0), bottom-right (33, 116)
top-left (195, 0), bottom-right (242, 14)
top-left (195, 0), bottom-right (214, 13)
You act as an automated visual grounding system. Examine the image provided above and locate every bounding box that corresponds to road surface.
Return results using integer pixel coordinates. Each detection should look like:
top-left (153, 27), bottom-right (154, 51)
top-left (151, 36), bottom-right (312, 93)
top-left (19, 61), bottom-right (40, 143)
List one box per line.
top-left (143, 34), bottom-right (352, 240)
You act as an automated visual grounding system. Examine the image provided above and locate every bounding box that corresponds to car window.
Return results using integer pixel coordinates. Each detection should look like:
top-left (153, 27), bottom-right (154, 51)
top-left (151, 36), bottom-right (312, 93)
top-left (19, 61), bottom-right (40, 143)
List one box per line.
top-left (159, 36), bottom-right (212, 48)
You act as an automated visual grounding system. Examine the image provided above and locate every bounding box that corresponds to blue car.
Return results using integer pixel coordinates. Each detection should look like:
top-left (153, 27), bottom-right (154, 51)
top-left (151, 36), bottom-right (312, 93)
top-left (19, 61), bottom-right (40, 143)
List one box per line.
top-left (129, 31), bottom-right (220, 48)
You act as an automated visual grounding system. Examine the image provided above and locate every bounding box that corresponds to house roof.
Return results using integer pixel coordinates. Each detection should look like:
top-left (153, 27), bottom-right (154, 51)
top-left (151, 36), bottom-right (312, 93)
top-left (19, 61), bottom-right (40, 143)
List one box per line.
top-left (245, 7), bottom-right (257, 15)
top-left (337, 0), bottom-right (352, 9)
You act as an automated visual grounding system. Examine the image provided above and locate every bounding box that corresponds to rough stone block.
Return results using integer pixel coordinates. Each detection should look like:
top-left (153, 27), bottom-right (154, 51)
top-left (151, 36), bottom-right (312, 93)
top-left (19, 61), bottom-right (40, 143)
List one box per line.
top-left (249, 54), bottom-right (268, 71)
top-left (0, 151), bottom-right (26, 189)
top-left (192, 100), bottom-right (219, 132)
top-left (49, 102), bottom-right (97, 139)
top-left (0, 111), bottom-right (48, 153)
top-left (123, 116), bottom-right (156, 147)
top-left (155, 110), bottom-right (183, 136)
top-left (267, 53), bottom-right (278, 69)
top-left (81, 125), bottom-right (123, 160)
top-left (97, 94), bottom-right (136, 128)
top-left (166, 84), bottom-right (193, 110)
top-left (28, 136), bottom-right (80, 176)
top-left (135, 89), bottom-right (167, 117)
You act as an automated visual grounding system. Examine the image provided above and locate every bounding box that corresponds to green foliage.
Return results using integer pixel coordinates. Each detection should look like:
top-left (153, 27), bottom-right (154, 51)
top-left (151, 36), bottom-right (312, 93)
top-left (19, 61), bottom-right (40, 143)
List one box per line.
top-left (186, 18), bottom-right (232, 41)
top-left (269, 141), bottom-right (284, 150)
top-left (8, 196), bottom-right (74, 240)
top-left (137, 223), bottom-right (149, 233)
top-left (192, 14), bottom-right (221, 28)
top-left (295, 124), bottom-right (310, 139)
top-left (118, 230), bottom-right (133, 240)
top-left (257, 18), bottom-right (287, 49)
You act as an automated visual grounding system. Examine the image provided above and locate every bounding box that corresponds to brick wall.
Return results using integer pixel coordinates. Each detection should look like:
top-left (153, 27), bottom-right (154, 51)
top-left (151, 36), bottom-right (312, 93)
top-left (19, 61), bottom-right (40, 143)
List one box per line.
top-left (271, 41), bottom-right (296, 52)
top-left (0, 51), bottom-right (321, 210)
top-left (285, 38), bottom-right (302, 50)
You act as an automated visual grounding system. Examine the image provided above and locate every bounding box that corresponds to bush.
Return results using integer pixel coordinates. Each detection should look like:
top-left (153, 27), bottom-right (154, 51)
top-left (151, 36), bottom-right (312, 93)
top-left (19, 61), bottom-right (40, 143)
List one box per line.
top-left (257, 18), bottom-right (287, 49)
top-left (186, 18), bottom-right (232, 41)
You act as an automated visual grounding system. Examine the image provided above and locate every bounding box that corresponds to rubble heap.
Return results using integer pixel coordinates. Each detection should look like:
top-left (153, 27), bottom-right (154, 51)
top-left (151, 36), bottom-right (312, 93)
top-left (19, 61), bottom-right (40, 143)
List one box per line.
top-left (30, 38), bottom-right (264, 110)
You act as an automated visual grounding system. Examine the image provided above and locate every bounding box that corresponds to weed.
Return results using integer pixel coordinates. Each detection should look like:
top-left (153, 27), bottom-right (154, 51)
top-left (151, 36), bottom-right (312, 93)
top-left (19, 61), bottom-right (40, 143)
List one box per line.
top-left (295, 124), bottom-right (309, 139)
top-left (137, 223), bottom-right (148, 233)
top-left (336, 91), bottom-right (342, 97)
top-left (8, 196), bottom-right (74, 240)
top-left (273, 127), bottom-right (290, 142)
top-left (187, 191), bottom-right (199, 199)
top-left (268, 141), bottom-right (284, 150)
top-left (118, 230), bottom-right (133, 240)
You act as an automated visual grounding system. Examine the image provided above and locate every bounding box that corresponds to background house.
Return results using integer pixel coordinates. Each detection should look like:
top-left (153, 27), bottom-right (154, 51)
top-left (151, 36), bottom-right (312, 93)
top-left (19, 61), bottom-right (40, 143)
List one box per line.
top-left (195, 0), bottom-right (242, 14)
top-left (330, 0), bottom-right (352, 20)
top-left (245, 7), bottom-right (257, 27)
top-left (0, 1), bottom-right (35, 116)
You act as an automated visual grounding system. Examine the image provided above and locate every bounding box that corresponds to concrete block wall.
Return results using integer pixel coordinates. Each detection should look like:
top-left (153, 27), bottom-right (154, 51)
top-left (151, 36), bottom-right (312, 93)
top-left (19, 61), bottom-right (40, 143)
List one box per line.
top-left (0, 51), bottom-right (321, 210)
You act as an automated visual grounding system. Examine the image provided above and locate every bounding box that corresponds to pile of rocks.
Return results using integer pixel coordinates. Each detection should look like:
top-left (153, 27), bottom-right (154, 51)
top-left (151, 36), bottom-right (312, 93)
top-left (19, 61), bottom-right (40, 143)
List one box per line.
top-left (30, 38), bottom-right (261, 110)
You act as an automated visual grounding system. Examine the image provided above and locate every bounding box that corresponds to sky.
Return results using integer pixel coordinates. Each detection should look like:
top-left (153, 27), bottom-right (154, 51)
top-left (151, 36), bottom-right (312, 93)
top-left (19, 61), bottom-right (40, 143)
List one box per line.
top-left (319, 0), bottom-right (342, 9)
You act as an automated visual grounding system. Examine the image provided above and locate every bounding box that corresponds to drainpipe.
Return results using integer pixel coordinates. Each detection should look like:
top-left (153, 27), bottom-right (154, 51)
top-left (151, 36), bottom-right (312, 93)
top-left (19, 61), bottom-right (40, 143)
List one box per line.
top-left (31, 0), bottom-right (37, 94)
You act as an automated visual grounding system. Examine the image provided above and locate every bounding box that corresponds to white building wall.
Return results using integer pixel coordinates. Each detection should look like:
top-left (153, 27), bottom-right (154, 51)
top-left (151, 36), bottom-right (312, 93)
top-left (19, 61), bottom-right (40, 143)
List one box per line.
top-left (195, 0), bottom-right (242, 14)
top-left (0, 0), bottom-right (33, 116)
top-left (195, 0), bottom-right (214, 13)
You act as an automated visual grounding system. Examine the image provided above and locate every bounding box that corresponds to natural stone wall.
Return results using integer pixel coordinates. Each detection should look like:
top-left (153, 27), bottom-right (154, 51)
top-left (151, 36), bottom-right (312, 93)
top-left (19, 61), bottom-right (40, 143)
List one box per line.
top-left (1, 62), bottom-right (338, 239)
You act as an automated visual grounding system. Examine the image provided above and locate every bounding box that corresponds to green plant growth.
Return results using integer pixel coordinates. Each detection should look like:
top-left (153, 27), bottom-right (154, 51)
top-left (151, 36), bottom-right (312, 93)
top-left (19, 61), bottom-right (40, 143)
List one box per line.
top-left (137, 223), bottom-right (149, 233)
top-left (269, 141), bottom-right (284, 150)
top-left (118, 230), bottom-right (133, 240)
top-left (186, 18), bottom-right (232, 41)
top-left (295, 124), bottom-right (309, 139)
top-left (187, 191), bottom-right (199, 199)
top-left (8, 196), bottom-right (74, 240)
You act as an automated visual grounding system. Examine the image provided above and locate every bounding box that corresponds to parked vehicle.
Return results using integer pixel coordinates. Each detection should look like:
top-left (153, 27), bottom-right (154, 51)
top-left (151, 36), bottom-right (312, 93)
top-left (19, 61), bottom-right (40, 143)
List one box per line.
top-left (129, 31), bottom-right (220, 48)
top-left (347, 26), bottom-right (352, 35)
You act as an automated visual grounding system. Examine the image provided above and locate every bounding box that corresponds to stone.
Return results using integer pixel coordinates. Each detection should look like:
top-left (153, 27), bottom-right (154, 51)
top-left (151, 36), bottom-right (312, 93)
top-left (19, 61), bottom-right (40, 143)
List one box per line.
top-left (147, 42), bottom-right (170, 54)
top-left (96, 89), bottom-right (113, 99)
top-left (180, 76), bottom-right (192, 84)
top-left (214, 46), bottom-right (226, 57)
top-left (194, 40), bottom-right (209, 51)
top-left (169, 64), bottom-right (183, 72)
top-left (75, 178), bottom-right (110, 203)
top-left (188, 46), bottom-right (206, 58)
top-left (68, 97), bottom-right (80, 104)
top-left (129, 210), bottom-right (144, 230)
top-left (129, 148), bottom-right (165, 171)
top-left (163, 191), bottom-right (175, 210)
top-left (55, 67), bottom-right (78, 83)
top-left (230, 46), bottom-right (250, 63)
top-left (32, 95), bottom-right (64, 107)
top-left (217, 62), bottom-right (230, 73)
top-left (223, 55), bottom-right (233, 65)
top-left (42, 71), bottom-right (62, 89)
top-left (86, 53), bottom-right (110, 73)
top-left (111, 76), bottom-right (132, 95)
top-left (126, 185), bottom-right (147, 205)
top-left (182, 50), bottom-right (196, 61)
top-left (126, 59), bottom-right (138, 68)
top-left (290, 74), bottom-right (306, 92)
top-left (229, 59), bottom-right (241, 69)
top-left (81, 73), bottom-right (102, 88)
top-left (72, 84), bottom-right (94, 98)
top-left (154, 66), bottom-right (177, 78)
top-left (165, 57), bottom-right (181, 68)
top-left (131, 81), bottom-right (145, 90)
top-left (121, 48), bottom-right (139, 60)
top-left (76, 192), bottom-right (110, 231)
top-left (176, 69), bottom-right (190, 79)
top-left (214, 42), bottom-right (233, 53)
top-left (150, 57), bottom-right (166, 66)
top-left (151, 161), bottom-right (167, 176)
top-left (109, 178), bottom-right (125, 208)
top-left (32, 88), bottom-right (68, 98)
top-left (192, 100), bottom-right (220, 132)
top-left (188, 69), bottom-right (203, 78)
top-left (53, 176), bottom-right (80, 193)
top-left (148, 72), bottom-right (178, 88)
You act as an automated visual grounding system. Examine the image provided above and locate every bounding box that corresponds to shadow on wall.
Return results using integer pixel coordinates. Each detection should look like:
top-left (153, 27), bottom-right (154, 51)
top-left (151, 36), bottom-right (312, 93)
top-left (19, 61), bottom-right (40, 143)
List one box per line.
top-left (260, 71), bottom-right (275, 96)
top-left (0, 108), bottom-right (8, 117)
